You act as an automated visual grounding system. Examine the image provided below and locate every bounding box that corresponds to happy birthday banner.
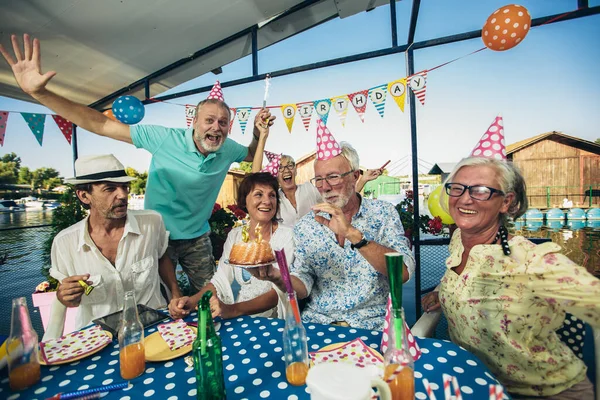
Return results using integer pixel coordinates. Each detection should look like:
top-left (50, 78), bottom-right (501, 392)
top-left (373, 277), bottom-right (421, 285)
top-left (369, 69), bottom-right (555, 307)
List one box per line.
top-left (0, 111), bottom-right (73, 147)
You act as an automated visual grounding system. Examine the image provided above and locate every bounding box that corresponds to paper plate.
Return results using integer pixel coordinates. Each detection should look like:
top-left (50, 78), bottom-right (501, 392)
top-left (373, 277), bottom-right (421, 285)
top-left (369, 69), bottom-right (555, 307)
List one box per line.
top-left (145, 326), bottom-right (197, 362)
top-left (224, 260), bottom-right (274, 269)
top-left (38, 330), bottom-right (113, 366)
top-left (310, 338), bottom-right (384, 368)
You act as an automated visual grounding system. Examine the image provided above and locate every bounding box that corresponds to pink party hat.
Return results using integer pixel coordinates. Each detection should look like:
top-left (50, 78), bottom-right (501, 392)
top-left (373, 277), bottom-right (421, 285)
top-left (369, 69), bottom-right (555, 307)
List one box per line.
top-left (470, 114), bottom-right (507, 160)
top-left (207, 81), bottom-right (224, 101)
top-left (316, 118), bottom-right (341, 161)
top-left (380, 296), bottom-right (422, 360)
top-left (261, 151), bottom-right (282, 177)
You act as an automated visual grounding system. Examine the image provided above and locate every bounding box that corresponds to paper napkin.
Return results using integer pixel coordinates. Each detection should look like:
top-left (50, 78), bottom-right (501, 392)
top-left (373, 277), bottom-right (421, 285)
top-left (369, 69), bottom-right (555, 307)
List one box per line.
top-left (309, 338), bottom-right (384, 371)
top-left (40, 325), bottom-right (111, 364)
top-left (158, 319), bottom-right (195, 351)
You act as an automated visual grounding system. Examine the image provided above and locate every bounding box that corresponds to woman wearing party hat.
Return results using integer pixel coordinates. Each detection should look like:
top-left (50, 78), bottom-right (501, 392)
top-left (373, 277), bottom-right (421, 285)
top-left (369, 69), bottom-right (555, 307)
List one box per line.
top-left (421, 115), bottom-right (599, 398)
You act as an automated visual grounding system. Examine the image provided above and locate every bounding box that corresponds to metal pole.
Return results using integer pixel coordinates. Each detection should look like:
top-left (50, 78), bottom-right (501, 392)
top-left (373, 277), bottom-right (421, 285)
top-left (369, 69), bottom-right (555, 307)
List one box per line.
top-left (252, 26), bottom-right (259, 76)
top-left (406, 48), bottom-right (422, 321)
top-left (390, 0), bottom-right (398, 47)
top-left (72, 125), bottom-right (79, 176)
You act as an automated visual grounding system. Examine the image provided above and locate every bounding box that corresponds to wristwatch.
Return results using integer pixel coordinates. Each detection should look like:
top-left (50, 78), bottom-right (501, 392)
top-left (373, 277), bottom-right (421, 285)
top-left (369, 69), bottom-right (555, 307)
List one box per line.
top-left (350, 233), bottom-right (369, 250)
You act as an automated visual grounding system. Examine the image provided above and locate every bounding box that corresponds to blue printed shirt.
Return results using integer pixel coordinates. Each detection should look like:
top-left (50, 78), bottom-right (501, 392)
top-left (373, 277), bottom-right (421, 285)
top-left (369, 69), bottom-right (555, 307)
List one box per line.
top-left (131, 125), bottom-right (247, 240)
top-left (291, 197), bottom-right (415, 330)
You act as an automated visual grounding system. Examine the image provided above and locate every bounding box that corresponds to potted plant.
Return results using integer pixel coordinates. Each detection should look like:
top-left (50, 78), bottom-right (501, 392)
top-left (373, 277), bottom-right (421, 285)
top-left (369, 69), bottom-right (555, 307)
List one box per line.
top-left (208, 203), bottom-right (247, 260)
top-left (395, 190), bottom-right (445, 246)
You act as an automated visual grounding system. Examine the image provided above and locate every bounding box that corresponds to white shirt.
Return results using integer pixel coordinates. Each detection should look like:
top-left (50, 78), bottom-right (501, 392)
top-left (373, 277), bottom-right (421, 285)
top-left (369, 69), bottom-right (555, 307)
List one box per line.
top-left (50, 210), bottom-right (169, 330)
top-left (211, 224), bottom-right (294, 318)
top-left (278, 182), bottom-right (322, 228)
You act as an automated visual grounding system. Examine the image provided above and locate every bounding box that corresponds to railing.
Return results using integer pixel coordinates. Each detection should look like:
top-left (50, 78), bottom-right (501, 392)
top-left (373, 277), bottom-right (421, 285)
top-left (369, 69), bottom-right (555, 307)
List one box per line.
top-left (0, 225), bottom-right (52, 338)
top-left (527, 185), bottom-right (600, 208)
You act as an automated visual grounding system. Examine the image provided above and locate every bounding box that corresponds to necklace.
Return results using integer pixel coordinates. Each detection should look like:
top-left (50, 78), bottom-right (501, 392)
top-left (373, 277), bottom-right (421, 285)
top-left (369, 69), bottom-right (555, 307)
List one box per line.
top-left (495, 225), bottom-right (511, 256)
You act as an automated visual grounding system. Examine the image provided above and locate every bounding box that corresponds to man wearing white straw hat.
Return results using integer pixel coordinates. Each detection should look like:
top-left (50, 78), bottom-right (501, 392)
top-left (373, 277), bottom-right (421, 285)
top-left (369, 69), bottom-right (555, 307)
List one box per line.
top-left (44, 154), bottom-right (179, 338)
top-left (0, 34), bottom-right (275, 294)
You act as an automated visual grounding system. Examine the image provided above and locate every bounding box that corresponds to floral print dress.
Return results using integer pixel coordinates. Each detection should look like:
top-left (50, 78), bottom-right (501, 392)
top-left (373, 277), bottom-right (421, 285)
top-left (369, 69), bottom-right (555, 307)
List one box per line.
top-left (438, 229), bottom-right (600, 397)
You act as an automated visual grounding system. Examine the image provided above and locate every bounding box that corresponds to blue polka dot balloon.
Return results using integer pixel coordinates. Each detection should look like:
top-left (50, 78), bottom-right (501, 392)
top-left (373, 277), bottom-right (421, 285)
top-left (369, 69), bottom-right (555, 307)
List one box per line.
top-left (112, 96), bottom-right (145, 124)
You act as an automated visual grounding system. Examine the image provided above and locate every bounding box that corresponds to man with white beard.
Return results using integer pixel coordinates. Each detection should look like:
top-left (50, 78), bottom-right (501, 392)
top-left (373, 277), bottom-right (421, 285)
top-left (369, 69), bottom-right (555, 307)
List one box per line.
top-left (253, 120), bottom-right (414, 330)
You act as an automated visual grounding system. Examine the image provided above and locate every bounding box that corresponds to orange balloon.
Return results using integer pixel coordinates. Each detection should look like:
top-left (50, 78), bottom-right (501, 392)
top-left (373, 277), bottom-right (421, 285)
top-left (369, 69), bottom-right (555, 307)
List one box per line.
top-left (482, 4), bottom-right (531, 51)
top-left (103, 109), bottom-right (117, 121)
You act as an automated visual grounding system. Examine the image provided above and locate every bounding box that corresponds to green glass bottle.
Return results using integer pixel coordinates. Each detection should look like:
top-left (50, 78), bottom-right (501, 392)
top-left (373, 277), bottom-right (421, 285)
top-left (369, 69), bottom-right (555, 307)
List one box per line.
top-left (192, 291), bottom-right (226, 400)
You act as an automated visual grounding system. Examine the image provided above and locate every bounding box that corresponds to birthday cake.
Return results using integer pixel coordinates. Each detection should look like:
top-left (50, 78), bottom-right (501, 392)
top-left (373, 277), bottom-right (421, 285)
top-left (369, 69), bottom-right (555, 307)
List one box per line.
top-left (229, 240), bottom-right (274, 265)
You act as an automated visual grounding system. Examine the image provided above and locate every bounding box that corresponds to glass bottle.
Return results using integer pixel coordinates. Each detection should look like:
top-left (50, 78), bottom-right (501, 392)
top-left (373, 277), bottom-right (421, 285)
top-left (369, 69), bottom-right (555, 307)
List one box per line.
top-left (383, 307), bottom-right (415, 400)
top-left (192, 291), bottom-right (226, 400)
top-left (7, 297), bottom-right (41, 391)
top-left (282, 292), bottom-right (309, 386)
top-left (118, 291), bottom-right (145, 380)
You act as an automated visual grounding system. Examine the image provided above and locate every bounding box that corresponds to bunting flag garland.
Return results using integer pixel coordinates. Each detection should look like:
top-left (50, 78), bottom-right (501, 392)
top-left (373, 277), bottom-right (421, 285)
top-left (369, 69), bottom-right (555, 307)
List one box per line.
top-left (408, 70), bottom-right (428, 106)
top-left (387, 78), bottom-right (407, 113)
top-left (0, 111), bottom-right (8, 146)
top-left (331, 95), bottom-right (350, 127)
top-left (229, 108), bottom-right (237, 132)
top-left (236, 108), bottom-right (252, 134)
top-left (347, 90), bottom-right (369, 123)
top-left (280, 104), bottom-right (297, 133)
top-left (368, 84), bottom-right (388, 118)
top-left (297, 102), bottom-right (314, 132)
top-left (313, 98), bottom-right (332, 126)
top-left (21, 112), bottom-right (46, 146)
top-left (185, 104), bottom-right (196, 128)
top-left (51, 115), bottom-right (74, 144)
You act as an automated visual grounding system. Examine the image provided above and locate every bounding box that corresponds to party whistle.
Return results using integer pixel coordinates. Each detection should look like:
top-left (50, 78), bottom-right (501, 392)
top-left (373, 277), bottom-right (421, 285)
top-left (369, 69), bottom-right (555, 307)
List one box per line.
top-left (78, 280), bottom-right (94, 296)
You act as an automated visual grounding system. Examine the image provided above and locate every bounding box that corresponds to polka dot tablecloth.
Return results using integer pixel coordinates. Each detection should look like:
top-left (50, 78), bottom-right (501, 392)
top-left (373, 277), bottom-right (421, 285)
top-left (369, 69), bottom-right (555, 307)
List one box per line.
top-left (0, 315), bottom-right (508, 399)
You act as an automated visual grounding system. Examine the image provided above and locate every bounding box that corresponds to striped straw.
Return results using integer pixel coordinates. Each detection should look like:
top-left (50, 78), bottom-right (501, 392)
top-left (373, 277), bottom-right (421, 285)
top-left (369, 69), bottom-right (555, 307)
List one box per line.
top-left (422, 378), bottom-right (437, 400)
top-left (442, 374), bottom-right (452, 400)
top-left (384, 364), bottom-right (403, 384)
top-left (451, 376), bottom-right (463, 400)
top-left (495, 384), bottom-right (504, 399)
top-left (489, 384), bottom-right (496, 400)
top-left (59, 382), bottom-right (128, 399)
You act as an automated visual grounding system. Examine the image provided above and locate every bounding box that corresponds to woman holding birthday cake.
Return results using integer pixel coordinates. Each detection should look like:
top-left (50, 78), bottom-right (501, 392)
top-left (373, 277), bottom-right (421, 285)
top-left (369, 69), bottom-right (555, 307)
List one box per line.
top-left (168, 172), bottom-right (293, 320)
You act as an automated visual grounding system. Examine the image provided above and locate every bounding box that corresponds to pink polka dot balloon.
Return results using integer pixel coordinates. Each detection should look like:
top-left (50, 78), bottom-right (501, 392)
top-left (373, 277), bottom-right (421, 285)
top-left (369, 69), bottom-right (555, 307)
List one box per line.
top-left (482, 4), bottom-right (531, 51)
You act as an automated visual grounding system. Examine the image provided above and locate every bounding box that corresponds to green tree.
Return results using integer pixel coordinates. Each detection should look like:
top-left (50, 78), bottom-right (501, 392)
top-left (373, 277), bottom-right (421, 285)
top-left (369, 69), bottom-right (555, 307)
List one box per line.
top-left (31, 167), bottom-right (61, 190)
top-left (0, 161), bottom-right (19, 184)
top-left (18, 166), bottom-right (34, 188)
top-left (231, 161), bottom-right (252, 173)
top-left (596, 138), bottom-right (600, 145)
top-left (125, 167), bottom-right (148, 195)
top-left (1, 152), bottom-right (21, 170)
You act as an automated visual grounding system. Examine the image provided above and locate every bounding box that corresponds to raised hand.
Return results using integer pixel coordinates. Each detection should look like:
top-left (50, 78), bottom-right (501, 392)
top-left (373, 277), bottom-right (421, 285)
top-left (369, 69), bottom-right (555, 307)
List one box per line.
top-left (312, 202), bottom-right (352, 242)
top-left (56, 274), bottom-right (91, 308)
top-left (0, 34), bottom-right (56, 96)
top-left (253, 108), bottom-right (276, 137)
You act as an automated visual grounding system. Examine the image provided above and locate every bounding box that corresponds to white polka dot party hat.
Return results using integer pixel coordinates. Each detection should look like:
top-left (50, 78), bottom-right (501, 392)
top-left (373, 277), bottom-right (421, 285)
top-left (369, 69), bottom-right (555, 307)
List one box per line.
top-left (316, 118), bottom-right (341, 161)
top-left (207, 81), bottom-right (224, 101)
top-left (260, 150), bottom-right (282, 176)
top-left (470, 114), bottom-right (507, 160)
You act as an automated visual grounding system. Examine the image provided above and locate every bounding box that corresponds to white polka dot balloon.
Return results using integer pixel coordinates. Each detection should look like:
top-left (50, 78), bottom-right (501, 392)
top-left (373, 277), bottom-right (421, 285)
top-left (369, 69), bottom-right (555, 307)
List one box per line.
top-left (482, 4), bottom-right (531, 51)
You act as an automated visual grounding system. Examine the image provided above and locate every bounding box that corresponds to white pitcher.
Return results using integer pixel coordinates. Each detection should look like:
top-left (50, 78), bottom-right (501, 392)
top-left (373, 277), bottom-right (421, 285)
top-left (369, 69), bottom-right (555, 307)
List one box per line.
top-left (306, 363), bottom-right (392, 400)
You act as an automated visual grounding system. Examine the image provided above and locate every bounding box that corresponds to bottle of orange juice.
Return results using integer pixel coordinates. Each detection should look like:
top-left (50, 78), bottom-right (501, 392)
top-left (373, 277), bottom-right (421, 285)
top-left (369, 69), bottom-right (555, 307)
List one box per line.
top-left (118, 291), bottom-right (145, 380)
top-left (282, 292), bottom-right (309, 386)
top-left (7, 297), bottom-right (41, 391)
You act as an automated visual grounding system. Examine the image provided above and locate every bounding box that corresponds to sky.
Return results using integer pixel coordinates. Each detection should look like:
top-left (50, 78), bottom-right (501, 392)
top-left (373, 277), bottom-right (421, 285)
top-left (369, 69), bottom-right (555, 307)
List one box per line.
top-left (0, 0), bottom-right (599, 179)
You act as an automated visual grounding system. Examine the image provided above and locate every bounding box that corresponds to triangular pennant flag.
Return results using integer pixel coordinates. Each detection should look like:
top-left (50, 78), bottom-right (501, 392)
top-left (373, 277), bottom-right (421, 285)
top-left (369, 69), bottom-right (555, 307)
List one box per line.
top-left (0, 111), bottom-right (9, 146)
top-left (331, 96), bottom-right (350, 127)
top-left (368, 84), bottom-right (388, 118)
top-left (347, 90), bottom-right (369, 122)
top-left (236, 108), bottom-right (252, 135)
top-left (313, 98), bottom-right (332, 126)
top-left (185, 104), bottom-right (196, 128)
top-left (229, 108), bottom-right (237, 132)
top-left (297, 102), bottom-right (314, 132)
top-left (21, 112), bottom-right (46, 146)
top-left (387, 78), bottom-right (407, 113)
top-left (408, 70), bottom-right (428, 106)
top-left (470, 114), bottom-right (507, 160)
top-left (280, 104), bottom-right (297, 133)
top-left (51, 115), bottom-right (73, 145)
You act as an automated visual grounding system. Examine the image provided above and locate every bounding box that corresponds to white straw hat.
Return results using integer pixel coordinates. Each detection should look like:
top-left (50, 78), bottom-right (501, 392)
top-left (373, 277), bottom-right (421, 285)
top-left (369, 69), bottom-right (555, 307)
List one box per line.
top-left (65, 154), bottom-right (136, 185)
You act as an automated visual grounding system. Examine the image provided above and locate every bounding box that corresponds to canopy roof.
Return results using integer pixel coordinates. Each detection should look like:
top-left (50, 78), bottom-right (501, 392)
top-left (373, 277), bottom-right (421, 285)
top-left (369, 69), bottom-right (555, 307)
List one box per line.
top-left (0, 0), bottom-right (392, 109)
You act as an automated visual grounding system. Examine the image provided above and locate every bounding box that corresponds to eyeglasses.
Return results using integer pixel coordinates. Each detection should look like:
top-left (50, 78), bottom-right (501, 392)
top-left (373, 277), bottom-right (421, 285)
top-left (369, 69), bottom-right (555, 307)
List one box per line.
top-left (279, 163), bottom-right (295, 172)
top-left (444, 183), bottom-right (505, 201)
top-left (310, 170), bottom-right (355, 188)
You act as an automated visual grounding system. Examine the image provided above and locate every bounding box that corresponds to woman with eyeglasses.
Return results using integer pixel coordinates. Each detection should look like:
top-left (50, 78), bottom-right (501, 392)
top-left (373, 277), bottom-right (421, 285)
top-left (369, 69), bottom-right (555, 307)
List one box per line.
top-left (421, 157), bottom-right (599, 399)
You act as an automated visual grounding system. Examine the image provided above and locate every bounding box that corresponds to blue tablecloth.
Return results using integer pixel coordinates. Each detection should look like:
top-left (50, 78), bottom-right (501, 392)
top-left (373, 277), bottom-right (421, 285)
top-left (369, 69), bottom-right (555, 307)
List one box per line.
top-left (1, 315), bottom-right (507, 400)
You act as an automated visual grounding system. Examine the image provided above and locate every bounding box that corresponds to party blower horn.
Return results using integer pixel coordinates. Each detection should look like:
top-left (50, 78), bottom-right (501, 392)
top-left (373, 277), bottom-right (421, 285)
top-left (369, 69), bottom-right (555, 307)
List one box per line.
top-left (386, 253), bottom-right (404, 348)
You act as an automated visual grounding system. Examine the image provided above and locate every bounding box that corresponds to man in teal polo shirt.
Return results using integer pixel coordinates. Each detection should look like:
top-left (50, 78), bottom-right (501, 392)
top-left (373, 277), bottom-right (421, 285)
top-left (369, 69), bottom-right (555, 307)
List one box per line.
top-left (1, 34), bottom-right (275, 293)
